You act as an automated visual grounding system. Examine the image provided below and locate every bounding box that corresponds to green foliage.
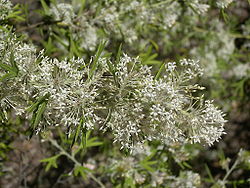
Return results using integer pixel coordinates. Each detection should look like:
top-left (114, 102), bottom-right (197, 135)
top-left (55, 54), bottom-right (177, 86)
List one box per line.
top-left (0, 0), bottom-right (250, 187)
top-left (82, 131), bottom-right (103, 148)
top-left (27, 94), bottom-right (50, 138)
top-left (40, 154), bottom-right (61, 172)
top-left (73, 165), bottom-right (91, 179)
top-left (139, 150), bottom-right (157, 172)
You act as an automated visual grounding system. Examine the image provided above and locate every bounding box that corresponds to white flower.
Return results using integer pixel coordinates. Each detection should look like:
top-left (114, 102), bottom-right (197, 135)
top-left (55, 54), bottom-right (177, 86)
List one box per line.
top-left (50, 3), bottom-right (75, 25)
top-left (189, 0), bottom-right (210, 14)
top-left (168, 171), bottom-right (201, 187)
top-left (0, 0), bottom-right (12, 20)
top-left (166, 62), bottom-right (176, 72)
top-left (230, 63), bottom-right (250, 79)
top-left (216, 0), bottom-right (234, 8)
top-left (0, 29), bottom-right (226, 151)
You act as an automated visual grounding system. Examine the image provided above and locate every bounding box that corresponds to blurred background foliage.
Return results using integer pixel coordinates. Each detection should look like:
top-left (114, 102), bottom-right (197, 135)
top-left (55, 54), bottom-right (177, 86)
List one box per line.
top-left (0, 0), bottom-right (250, 187)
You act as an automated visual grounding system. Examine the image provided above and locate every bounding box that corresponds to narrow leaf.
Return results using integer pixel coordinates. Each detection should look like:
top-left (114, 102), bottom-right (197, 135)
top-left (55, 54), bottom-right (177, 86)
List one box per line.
top-left (154, 62), bottom-right (165, 80)
top-left (33, 101), bottom-right (47, 129)
top-left (40, 0), bottom-right (50, 14)
top-left (116, 43), bottom-right (122, 65)
top-left (27, 93), bottom-right (50, 113)
top-left (40, 154), bottom-right (61, 172)
top-left (71, 119), bottom-right (83, 148)
top-left (205, 164), bottom-right (215, 182)
top-left (88, 41), bottom-right (106, 80)
top-left (0, 63), bottom-right (13, 72)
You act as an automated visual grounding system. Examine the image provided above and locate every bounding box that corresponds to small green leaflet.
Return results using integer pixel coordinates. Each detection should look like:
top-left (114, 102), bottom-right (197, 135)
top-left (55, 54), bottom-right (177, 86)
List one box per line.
top-left (0, 51), bottom-right (19, 81)
top-left (27, 94), bottom-right (50, 138)
top-left (40, 154), bottom-right (61, 172)
top-left (82, 130), bottom-right (103, 148)
top-left (73, 165), bottom-right (92, 179)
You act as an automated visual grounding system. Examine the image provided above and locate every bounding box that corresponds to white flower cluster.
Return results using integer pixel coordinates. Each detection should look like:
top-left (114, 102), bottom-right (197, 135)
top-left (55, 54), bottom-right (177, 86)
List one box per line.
top-left (189, 0), bottom-right (210, 15)
top-left (39, 0), bottom-right (235, 64)
top-left (216, 0), bottom-right (234, 8)
top-left (28, 54), bottom-right (101, 130)
top-left (0, 29), bottom-right (226, 150)
top-left (229, 63), bottom-right (250, 79)
top-left (50, 3), bottom-right (75, 25)
top-left (0, 0), bottom-right (12, 20)
top-left (190, 19), bottom-right (235, 76)
top-left (241, 21), bottom-right (250, 49)
top-left (108, 145), bottom-right (201, 187)
top-left (47, 0), bottom-right (216, 51)
top-left (169, 171), bottom-right (201, 188)
top-left (0, 30), bottom-right (36, 117)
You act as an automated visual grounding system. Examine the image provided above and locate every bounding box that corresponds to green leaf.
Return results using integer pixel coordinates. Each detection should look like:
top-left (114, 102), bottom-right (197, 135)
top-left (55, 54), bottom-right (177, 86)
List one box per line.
top-left (139, 150), bottom-right (157, 172)
top-left (140, 46), bottom-right (161, 65)
top-left (27, 93), bottom-right (50, 113)
top-left (27, 94), bottom-right (49, 138)
top-left (32, 101), bottom-right (47, 129)
top-left (40, 154), bottom-right (61, 172)
top-left (116, 43), bottom-right (122, 65)
top-left (42, 36), bottom-right (57, 55)
top-left (70, 119), bottom-right (83, 148)
top-left (0, 72), bottom-right (16, 82)
top-left (140, 160), bottom-right (157, 172)
top-left (107, 60), bottom-right (115, 73)
top-left (28, 101), bottom-right (47, 138)
top-left (103, 108), bottom-right (112, 127)
top-left (221, 9), bottom-right (229, 23)
top-left (86, 137), bottom-right (103, 148)
top-left (0, 51), bottom-right (19, 81)
top-left (154, 62), bottom-right (165, 80)
top-left (124, 177), bottom-right (135, 188)
top-left (73, 165), bottom-right (91, 179)
top-left (52, 33), bottom-right (68, 48)
top-left (107, 61), bottom-right (119, 87)
top-left (139, 153), bottom-right (157, 172)
top-left (0, 63), bottom-right (13, 72)
top-left (0, 109), bottom-right (7, 122)
top-left (143, 60), bottom-right (161, 65)
top-left (40, 0), bottom-right (50, 15)
top-left (69, 33), bottom-right (81, 57)
top-left (205, 164), bottom-right (215, 183)
top-left (81, 130), bottom-right (103, 148)
top-left (182, 161), bottom-right (192, 169)
top-left (115, 184), bottom-right (122, 188)
top-left (75, 0), bottom-right (86, 15)
top-left (149, 40), bottom-right (159, 51)
top-left (9, 51), bottom-right (18, 74)
top-left (6, 4), bottom-right (25, 21)
top-left (88, 41), bottom-right (106, 81)
top-left (85, 130), bottom-right (91, 140)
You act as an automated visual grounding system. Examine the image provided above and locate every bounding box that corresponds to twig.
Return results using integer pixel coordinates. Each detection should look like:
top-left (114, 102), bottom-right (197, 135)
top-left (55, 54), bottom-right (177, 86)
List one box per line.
top-left (16, 22), bottom-right (44, 32)
top-left (48, 138), bottom-right (105, 188)
top-left (222, 158), bottom-right (239, 184)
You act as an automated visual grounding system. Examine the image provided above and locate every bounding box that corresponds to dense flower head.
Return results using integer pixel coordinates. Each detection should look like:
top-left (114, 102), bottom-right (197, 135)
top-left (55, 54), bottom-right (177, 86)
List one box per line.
top-left (47, 0), bottom-right (216, 51)
top-left (50, 3), bottom-right (75, 25)
top-left (0, 30), bottom-right (36, 117)
top-left (216, 0), bottom-right (234, 8)
top-left (0, 0), bottom-right (12, 20)
top-left (169, 171), bottom-right (201, 188)
top-left (44, 0), bottom-right (228, 53)
top-left (189, 0), bottom-right (210, 15)
top-left (39, 0), bottom-right (237, 81)
top-left (229, 63), bottom-right (250, 79)
top-left (107, 144), bottom-right (201, 187)
top-left (190, 18), bottom-right (235, 76)
top-left (0, 29), bottom-right (226, 150)
top-left (28, 54), bottom-right (101, 130)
